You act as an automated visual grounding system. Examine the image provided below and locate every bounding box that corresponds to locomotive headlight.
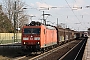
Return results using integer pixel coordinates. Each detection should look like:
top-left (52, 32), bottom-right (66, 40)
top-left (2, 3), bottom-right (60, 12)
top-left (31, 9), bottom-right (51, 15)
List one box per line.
top-left (34, 37), bottom-right (40, 40)
top-left (24, 42), bottom-right (25, 44)
top-left (23, 37), bottom-right (29, 40)
top-left (37, 42), bottom-right (40, 44)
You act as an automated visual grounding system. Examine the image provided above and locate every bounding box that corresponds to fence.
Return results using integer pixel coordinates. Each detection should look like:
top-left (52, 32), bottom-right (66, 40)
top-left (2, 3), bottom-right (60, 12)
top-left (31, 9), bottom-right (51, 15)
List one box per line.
top-left (0, 33), bottom-right (21, 44)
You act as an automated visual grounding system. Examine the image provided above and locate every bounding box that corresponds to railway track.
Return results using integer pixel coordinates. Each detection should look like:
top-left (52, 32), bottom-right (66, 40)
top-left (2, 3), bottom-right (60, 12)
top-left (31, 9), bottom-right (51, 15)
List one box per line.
top-left (30, 40), bottom-right (79, 60)
top-left (0, 39), bottom-right (86, 60)
top-left (12, 40), bottom-right (81, 60)
top-left (60, 38), bottom-right (87, 60)
top-left (29, 40), bottom-right (81, 60)
top-left (29, 39), bottom-right (86, 60)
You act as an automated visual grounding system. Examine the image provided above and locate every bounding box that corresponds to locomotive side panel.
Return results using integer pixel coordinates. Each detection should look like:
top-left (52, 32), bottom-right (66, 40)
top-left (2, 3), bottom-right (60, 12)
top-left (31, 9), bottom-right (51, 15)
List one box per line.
top-left (40, 25), bottom-right (46, 48)
top-left (40, 25), bottom-right (57, 48)
top-left (46, 29), bottom-right (57, 46)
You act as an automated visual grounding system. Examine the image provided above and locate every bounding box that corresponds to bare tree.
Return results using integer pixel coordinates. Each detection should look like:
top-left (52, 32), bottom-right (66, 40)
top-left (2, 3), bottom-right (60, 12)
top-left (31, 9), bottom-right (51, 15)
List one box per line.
top-left (0, 5), bottom-right (14, 32)
top-left (2, 0), bottom-right (29, 30)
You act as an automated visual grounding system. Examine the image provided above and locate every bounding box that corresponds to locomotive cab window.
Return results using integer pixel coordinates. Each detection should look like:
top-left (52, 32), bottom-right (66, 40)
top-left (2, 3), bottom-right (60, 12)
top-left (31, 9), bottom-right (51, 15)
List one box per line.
top-left (24, 28), bottom-right (40, 34)
top-left (44, 29), bottom-right (45, 34)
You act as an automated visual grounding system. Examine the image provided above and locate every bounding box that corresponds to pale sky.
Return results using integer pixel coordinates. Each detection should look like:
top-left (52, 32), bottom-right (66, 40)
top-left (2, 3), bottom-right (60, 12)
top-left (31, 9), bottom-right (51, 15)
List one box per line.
top-left (2, 0), bottom-right (90, 31)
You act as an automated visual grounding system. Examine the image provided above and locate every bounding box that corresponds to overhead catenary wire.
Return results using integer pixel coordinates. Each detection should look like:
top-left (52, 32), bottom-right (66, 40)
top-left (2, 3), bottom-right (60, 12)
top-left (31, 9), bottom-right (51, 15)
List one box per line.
top-left (40, 0), bottom-right (85, 30)
top-left (39, 0), bottom-right (71, 26)
top-left (64, 0), bottom-right (88, 31)
top-left (65, 0), bottom-right (81, 23)
top-left (72, 0), bottom-right (89, 30)
top-left (23, 0), bottom-right (89, 31)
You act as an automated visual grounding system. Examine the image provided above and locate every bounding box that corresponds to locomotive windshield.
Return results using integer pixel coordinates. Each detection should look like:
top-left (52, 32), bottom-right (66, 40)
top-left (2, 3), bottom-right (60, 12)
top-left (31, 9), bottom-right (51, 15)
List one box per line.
top-left (24, 28), bottom-right (40, 34)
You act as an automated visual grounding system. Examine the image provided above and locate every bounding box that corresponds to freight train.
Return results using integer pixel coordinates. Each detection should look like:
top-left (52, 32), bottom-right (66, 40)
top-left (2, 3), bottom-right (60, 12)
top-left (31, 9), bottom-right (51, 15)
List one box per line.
top-left (21, 21), bottom-right (81, 52)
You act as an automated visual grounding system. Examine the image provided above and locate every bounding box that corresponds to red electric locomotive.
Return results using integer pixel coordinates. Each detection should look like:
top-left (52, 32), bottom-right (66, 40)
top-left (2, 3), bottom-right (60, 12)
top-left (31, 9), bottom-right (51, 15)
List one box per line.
top-left (21, 21), bottom-right (57, 52)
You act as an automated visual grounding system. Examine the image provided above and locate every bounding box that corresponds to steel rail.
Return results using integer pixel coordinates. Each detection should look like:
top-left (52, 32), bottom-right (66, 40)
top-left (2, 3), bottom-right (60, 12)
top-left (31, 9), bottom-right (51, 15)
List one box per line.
top-left (74, 40), bottom-right (86, 60)
top-left (12, 40), bottom-right (77, 60)
top-left (29, 40), bottom-right (76, 60)
top-left (59, 40), bottom-right (82, 60)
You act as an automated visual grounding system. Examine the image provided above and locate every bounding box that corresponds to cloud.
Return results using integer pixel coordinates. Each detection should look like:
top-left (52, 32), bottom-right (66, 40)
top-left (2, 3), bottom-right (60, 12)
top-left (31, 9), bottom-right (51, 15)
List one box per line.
top-left (30, 2), bottom-right (54, 10)
top-left (29, 2), bottom-right (64, 11)
top-left (36, 2), bottom-right (51, 8)
top-left (74, 0), bottom-right (84, 6)
top-left (30, 3), bottom-right (35, 7)
top-left (83, 12), bottom-right (88, 15)
top-left (35, 2), bottom-right (64, 11)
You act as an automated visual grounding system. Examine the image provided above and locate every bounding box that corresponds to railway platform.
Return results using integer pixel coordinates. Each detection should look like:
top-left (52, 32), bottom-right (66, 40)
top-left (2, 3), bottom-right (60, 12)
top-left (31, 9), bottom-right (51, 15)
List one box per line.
top-left (0, 42), bottom-right (21, 46)
top-left (82, 36), bottom-right (90, 60)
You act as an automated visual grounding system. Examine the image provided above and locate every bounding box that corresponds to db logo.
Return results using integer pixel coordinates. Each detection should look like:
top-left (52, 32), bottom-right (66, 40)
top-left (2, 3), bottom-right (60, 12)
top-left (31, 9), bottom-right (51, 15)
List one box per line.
top-left (30, 38), bottom-right (33, 40)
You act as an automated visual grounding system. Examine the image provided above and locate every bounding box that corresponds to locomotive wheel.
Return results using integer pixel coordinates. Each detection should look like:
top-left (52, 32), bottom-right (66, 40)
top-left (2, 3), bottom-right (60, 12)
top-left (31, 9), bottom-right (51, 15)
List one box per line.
top-left (41, 48), bottom-right (45, 53)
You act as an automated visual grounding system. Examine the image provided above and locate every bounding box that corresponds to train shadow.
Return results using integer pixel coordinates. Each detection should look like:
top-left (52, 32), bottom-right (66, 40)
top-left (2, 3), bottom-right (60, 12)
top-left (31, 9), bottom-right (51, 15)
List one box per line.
top-left (0, 46), bottom-right (28, 58)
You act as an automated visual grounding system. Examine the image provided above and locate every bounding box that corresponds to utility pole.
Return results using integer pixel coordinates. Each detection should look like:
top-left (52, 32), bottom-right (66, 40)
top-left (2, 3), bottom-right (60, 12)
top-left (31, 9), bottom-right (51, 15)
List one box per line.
top-left (14, 1), bottom-right (16, 43)
top-left (57, 18), bottom-right (58, 27)
top-left (64, 24), bottom-right (66, 40)
top-left (43, 11), bottom-right (46, 25)
top-left (42, 11), bottom-right (50, 25)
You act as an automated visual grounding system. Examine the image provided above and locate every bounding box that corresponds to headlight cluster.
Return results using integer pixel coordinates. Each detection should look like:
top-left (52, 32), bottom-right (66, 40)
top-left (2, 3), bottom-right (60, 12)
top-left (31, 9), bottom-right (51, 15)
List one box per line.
top-left (23, 37), bottom-right (40, 40)
top-left (23, 37), bottom-right (29, 40)
top-left (34, 37), bottom-right (40, 40)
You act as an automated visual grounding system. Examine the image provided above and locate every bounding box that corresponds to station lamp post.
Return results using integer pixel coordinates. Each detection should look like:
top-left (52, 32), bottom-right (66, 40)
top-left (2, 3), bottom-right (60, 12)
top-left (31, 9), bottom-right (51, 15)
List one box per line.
top-left (42, 11), bottom-right (51, 25)
top-left (39, 7), bottom-right (51, 25)
top-left (13, 1), bottom-right (27, 43)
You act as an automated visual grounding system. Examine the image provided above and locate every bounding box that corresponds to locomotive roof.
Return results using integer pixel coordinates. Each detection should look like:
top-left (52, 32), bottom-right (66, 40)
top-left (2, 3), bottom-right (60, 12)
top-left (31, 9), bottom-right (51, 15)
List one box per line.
top-left (45, 25), bottom-right (56, 30)
top-left (25, 21), bottom-right (56, 30)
